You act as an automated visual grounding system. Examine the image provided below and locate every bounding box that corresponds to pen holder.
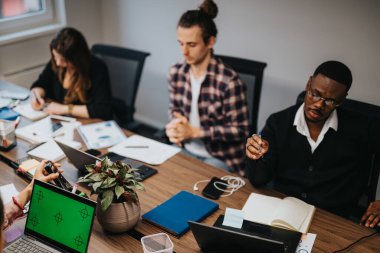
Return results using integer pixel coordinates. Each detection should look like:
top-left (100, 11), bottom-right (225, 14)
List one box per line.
top-left (0, 120), bottom-right (17, 151)
top-left (141, 233), bottom-right (173, 253)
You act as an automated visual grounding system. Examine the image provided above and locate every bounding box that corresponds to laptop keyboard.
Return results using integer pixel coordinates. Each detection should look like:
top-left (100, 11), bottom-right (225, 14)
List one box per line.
top-left (4, 236), bottom-right (54, 253)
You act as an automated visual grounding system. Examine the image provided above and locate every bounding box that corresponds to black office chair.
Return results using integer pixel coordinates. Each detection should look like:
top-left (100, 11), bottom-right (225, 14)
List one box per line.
top-left (216, 55), bottom-right (267, 134)
top-left (91, 44), bottom-right (150, 131)
top-left (296, 91), bottom-right (380, 218)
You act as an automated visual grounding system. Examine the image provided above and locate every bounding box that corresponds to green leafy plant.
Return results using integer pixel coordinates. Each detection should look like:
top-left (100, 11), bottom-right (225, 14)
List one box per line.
top-left (78, 157), bottom-right (144, 211)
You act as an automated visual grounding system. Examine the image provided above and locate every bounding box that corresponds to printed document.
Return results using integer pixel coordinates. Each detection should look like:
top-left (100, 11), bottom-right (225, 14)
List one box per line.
top-left (77, 120), bottom-right (126, 149)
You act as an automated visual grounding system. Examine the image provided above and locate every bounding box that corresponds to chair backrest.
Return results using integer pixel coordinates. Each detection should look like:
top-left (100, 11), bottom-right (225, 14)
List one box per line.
top-left (216, 54), bottom-right (267, 134)
top-left (296, 91), bottom-right (380, 210)
top-left (91, 44), bottom-right (150, 125)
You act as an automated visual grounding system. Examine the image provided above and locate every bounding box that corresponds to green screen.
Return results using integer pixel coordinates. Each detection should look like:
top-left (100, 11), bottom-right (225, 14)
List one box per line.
top-left (26, 183), bottom-right (95, 253)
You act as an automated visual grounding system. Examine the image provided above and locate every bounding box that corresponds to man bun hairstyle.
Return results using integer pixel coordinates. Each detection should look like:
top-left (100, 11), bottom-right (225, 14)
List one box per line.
top-left (313, 60), bottom-right (352, 91)
top-left (178, 0), bottom-right (218, 44)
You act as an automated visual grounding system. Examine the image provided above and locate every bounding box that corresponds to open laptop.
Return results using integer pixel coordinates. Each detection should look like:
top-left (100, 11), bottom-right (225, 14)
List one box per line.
top-left (4, 180), bottom-right (96, 253)
top-left (55, 140), bottom-right (157, 181)
top-left (188, 215), bottom-right (301, 253)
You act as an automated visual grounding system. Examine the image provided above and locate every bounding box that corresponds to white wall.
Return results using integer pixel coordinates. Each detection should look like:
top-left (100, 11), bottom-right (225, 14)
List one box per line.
top-left (100, 0), bottom-right (380, 131)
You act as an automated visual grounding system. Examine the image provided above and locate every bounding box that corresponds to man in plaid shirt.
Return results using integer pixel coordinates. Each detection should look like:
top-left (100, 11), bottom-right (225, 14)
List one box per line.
top-left (166, 0), bottom-right (249, 173)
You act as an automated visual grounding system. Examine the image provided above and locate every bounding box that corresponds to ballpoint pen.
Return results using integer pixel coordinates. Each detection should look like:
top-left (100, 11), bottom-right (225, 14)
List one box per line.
top-left (257, 131), bottom-right (262, 154)
top-left (32, 90), bottom-right (41, 105)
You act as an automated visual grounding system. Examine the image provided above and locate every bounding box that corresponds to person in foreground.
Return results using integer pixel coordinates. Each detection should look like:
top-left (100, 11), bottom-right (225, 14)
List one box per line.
top-left (245, 60), bottom-right (380, 227)
top-left (30, 27), bottom-right (113, 120)
top-left (0, 161), bottom-right (61, 251)
top-left (165, 0), bottom-right (249, 173)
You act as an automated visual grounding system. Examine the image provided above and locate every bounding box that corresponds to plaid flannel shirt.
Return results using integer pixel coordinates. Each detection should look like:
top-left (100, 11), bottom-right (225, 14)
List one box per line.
top-left (168, 54), bottom-right (249, 172)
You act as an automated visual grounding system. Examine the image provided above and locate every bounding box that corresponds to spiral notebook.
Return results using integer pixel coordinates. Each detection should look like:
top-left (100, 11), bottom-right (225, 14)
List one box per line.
top-left (142, 191), bottom-right (219, 237)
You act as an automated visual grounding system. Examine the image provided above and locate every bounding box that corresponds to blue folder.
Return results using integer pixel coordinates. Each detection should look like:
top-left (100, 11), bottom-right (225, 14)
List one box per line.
top-left (0, 107), bottom-right (19, 121)
top-left (142, 191), bottom-right (219, 237)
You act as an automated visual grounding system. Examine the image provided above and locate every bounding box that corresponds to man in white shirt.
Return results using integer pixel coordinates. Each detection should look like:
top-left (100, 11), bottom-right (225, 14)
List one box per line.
top-left (245, 60), bottom-right (380, 227)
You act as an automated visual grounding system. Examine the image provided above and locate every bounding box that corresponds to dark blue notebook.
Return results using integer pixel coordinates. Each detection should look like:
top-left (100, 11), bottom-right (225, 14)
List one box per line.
top-left (142, 191), bottom-right (219, 237)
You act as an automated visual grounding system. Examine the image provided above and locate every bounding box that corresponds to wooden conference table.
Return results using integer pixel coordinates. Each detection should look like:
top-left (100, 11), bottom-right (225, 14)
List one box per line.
top-left (0, 82), bottom-right (379, 253)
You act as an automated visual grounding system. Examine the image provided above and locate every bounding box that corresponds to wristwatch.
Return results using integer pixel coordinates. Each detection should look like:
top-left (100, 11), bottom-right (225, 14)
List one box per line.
top-left (68, 104), bottom-right (74, 115)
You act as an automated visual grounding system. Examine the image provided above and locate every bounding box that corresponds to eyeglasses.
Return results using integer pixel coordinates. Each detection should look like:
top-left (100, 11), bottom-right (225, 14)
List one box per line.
top-left (307, 85), bottom-right (340, 108)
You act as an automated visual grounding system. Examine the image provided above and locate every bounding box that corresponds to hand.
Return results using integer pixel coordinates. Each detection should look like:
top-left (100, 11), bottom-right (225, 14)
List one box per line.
top-left (21, 161), bottom-right (63, 208)
top-left (43, 102), bottom-right (68, 115)
top-left (31, 89), bottom-right (45, 110)
top-left (33, 160), bottom-right (62, 182)
top-left (246, 134), bottom-right (269, 160)
top-left (360, 200), bottom-right (380, 228)
top-left (165, 117), bottom-right (183, 146)
top-left (165, 112), bottom-right (199, 145)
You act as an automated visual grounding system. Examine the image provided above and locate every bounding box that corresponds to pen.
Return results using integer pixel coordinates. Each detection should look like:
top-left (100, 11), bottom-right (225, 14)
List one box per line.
top-left (257, 131), bottom-right (262, 153)
top-left (32, 90), bottom-right (41, 105)
top-left (124, 146), bottom-right (149, 148)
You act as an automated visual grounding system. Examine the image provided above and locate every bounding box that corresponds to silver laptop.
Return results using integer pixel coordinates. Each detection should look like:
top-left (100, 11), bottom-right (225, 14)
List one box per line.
top-left (55, 140), bottom-right (157, 181)
top-left (4, 180), bottom-right (96, 253)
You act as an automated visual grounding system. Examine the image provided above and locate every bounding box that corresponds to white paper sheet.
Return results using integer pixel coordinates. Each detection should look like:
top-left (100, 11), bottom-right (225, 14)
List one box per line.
top-left (109, 135), bottom-right (180, 165)
top-left (0, 184), bottom-right (19, 204)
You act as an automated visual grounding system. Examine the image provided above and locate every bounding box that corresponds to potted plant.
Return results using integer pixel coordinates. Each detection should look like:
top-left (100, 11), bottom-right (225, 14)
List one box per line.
top-left (78, 157), bottom-right (144, 233)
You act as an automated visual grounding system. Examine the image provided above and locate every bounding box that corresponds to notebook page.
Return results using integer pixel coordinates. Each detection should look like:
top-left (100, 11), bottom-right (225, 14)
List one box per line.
top-left (271, 197), bottom-right (311, 232)
top-left (242, 193), bottom-right (281, 225)
top-left (13, 103), bottom-right (48, 121)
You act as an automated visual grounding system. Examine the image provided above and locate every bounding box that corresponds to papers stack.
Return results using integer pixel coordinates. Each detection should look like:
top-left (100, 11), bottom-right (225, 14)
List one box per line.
top-left (15, 117), bottom-right (65, 144)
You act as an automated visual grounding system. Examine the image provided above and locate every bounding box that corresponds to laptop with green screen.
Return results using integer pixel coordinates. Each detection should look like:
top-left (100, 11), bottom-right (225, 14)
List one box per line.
top-left (4, 180), bottom-right (96, 253)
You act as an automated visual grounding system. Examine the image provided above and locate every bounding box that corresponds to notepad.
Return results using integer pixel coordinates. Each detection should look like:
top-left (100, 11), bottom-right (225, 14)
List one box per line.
top-left (27, 138), bottom-right (82, 162)
top-left (242, 193), bottom-right (315, 234)
top-left (13, 103), bottom-right (48, 121)
top-left (142, 191), bottom-right (219, 237)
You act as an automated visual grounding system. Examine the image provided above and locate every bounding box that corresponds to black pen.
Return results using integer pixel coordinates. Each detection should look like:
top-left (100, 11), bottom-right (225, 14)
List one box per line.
top-left (32, 90), bottom-right (41, 105)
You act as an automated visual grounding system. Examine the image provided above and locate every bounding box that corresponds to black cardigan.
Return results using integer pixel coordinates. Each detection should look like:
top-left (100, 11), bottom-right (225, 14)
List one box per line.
top-left (31, 55), bottom-right (113, 120)
top-left (246, 104), bottom-right (380, 217)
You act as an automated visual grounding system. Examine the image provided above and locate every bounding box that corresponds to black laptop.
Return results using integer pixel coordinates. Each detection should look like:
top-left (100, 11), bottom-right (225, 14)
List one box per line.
top-left (55, 140), bottom-right (157, 181)
top-left (4, 180), bottom-right (96, 253)
top-left (188, 215), bottom-right (301, 253)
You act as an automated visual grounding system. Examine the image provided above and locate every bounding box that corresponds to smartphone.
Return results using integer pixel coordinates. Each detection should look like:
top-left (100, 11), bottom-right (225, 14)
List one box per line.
top-left (45, 161), bottom-right (73, 191)
top-left (202, 177), bottom-right (227, 200)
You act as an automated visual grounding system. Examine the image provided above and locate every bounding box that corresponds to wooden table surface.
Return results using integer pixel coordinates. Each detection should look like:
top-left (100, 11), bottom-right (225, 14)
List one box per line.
top-left (1, 117), bottom-right (379, 253)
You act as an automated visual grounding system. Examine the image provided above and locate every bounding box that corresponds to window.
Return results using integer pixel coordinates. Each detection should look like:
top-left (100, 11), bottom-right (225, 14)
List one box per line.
top-left (0, 0), bottom-right (66, 45)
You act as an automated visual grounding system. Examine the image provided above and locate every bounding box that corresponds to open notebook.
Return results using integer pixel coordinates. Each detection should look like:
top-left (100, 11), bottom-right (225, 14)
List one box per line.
top-left (242, 193), bottom-right (315, 234)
